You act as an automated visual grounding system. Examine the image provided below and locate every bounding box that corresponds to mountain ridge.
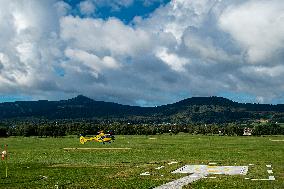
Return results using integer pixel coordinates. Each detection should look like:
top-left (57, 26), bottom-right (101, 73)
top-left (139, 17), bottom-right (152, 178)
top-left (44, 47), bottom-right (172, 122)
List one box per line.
top-left (0, 95), bottom-right (284, 123)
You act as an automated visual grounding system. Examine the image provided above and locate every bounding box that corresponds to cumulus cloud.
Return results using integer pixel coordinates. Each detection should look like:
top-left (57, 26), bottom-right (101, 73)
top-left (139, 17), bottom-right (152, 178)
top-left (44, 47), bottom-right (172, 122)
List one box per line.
top-left (219, 0), bottom-right (284, 63)
top-left (76, 0), bottom-right (134, 12)
top-left (0, 0), bottom-right (61, 94)
top-left (60, 16), bottom-right (152, 56)
top-left (54, 1), bottom-right (71, 17)
top-left (137, 0), bottom-right (221, 43)
top-left (156, 47), bottom-right (189, 72)
top-left (64, 48), bottom-right (120, 75)
top-left (79, 0), bottom-right (96, 15)
top-left (0, 0), bottom-right (284, 105)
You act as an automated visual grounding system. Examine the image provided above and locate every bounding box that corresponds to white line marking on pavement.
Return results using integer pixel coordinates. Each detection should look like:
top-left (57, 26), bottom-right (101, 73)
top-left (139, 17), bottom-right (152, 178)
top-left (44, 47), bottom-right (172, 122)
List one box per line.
top-left (155, 166), bottom-right (165, 170)
top-left (168, 161), bottom-right (178, 165)
top-left (140, 172), bottom-right (150, 176)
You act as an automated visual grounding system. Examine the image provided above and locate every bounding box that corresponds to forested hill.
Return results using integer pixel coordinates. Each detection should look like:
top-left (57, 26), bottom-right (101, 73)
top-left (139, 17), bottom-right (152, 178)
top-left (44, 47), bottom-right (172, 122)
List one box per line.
top-left (0, 95), bottom-right (284, 123)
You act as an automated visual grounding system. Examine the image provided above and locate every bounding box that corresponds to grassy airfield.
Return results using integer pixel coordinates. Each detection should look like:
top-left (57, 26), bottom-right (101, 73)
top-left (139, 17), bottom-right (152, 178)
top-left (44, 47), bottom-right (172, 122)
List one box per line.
top-left (0, 134), bottom-right (283, 188)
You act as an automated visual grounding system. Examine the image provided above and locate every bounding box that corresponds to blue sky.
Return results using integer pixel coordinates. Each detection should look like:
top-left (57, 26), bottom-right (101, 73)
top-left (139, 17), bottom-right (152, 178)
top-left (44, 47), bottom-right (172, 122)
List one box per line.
top-left (65, 0), bottom-right (170, 23)
top-left (0, 0), bottom-right (284, 106)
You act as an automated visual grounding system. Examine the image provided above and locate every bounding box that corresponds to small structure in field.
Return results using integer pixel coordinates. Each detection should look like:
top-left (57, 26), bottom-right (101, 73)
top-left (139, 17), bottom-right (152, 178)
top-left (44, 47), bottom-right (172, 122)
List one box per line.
top-left (243, 127), bottom-right (253, 136)
top-left (258, 119), bottom-right (269, 123)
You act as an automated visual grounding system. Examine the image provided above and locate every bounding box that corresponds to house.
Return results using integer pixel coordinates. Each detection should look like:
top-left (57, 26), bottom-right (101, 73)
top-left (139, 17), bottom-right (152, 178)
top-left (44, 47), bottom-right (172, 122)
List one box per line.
top-left (243, 127), bottom-right (253, 136)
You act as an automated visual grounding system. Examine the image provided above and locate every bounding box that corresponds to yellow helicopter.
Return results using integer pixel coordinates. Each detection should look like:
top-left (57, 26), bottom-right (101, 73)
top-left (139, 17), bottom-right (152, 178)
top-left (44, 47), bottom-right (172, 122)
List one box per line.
top-left (79, 131), bottom-right (115, 144)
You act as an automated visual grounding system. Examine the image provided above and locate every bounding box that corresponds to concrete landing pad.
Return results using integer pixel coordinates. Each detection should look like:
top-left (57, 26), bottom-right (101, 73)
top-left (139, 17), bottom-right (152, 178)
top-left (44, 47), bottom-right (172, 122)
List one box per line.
top-left (172, 165), bottom-right (248, 175)
top-left (154, 165), bottom-right (248, 189)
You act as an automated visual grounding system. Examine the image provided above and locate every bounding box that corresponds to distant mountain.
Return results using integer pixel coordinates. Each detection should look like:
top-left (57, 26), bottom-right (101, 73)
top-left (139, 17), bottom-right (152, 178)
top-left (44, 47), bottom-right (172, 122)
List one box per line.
top-left (0, 95), bottom-right (284, 123)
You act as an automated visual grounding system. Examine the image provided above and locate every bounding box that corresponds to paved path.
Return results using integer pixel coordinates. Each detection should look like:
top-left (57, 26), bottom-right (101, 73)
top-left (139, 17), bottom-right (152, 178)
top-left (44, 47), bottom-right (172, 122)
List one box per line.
top-left (154, 173), bottom-right (206, 189)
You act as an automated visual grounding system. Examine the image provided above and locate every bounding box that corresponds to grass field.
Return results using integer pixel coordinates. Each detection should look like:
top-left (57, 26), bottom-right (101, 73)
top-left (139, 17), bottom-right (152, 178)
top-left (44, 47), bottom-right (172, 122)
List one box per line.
top-left (0, 134), bottom-right (283, 188)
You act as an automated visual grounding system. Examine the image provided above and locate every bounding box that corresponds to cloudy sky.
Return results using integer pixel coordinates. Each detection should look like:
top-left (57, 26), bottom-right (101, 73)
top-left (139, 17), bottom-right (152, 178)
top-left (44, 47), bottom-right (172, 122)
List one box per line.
top-left (0, 0), bottom-right (284, 106)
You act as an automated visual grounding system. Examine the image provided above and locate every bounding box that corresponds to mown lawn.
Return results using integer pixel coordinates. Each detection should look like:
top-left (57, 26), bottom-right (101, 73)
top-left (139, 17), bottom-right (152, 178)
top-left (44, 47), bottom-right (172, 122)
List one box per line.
top-left (0, 134), bottom-right (283, 188)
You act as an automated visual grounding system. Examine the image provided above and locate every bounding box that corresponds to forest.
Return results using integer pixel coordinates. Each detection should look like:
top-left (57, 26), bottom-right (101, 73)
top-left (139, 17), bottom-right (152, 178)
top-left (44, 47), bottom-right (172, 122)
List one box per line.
top-left (0, 95), bottom-right (284, 137)
top-left (0, 119), bottom-right (283, 137)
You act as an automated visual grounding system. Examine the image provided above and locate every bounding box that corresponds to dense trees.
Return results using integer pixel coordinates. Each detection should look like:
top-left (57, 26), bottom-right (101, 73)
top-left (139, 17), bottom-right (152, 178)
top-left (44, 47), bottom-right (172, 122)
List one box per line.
top-left (253, 123), bottom-right (284, 135)
top-left (0, 127), bottom-right (8, 137)
top-left (0, 119), bottom-right (283, 137)
top-left (0, 96), bottom-right (284, 138)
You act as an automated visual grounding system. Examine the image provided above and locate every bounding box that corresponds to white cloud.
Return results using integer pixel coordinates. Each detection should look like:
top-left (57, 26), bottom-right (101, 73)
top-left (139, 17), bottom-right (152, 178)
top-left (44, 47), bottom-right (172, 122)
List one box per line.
top-left (241, 65), bottom-right (284, 78)
top-left (0, 0), bottom-right (61, 94)
top-left (64, 48), bottom-right (120, 74)
top-left (81, 0), bottom-right (134, 12)
top-left (156, 47), bottom-right (189, 72)
top-left (60, 16), bottom-right (152, 56)
top-left (138, 0), bottom-right (220, 43)
top-left (79, 0), bottom-right (96, 15)
top-left (1, 0), bottom-right (284, 105)
top-left (219, 0), bottom-right (284, 63)
top-left (54, 1), bottom-right (71, 17)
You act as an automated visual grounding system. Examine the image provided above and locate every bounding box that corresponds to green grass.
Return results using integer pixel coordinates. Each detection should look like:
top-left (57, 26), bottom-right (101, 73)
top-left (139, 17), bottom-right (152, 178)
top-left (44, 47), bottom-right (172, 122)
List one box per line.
top-left (0, 134), bottom-right (283, 188)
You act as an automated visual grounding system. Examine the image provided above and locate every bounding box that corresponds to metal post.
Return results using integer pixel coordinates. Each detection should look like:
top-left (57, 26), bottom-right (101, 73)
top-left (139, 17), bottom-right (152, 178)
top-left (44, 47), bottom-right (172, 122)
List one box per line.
top-left (4, 145), bottom-right (8, 178)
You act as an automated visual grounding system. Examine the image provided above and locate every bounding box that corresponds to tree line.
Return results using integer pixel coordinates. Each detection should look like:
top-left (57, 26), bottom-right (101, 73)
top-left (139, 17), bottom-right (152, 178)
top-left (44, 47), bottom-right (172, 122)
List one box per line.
top-left (0, 120), bottom-right (283, 137)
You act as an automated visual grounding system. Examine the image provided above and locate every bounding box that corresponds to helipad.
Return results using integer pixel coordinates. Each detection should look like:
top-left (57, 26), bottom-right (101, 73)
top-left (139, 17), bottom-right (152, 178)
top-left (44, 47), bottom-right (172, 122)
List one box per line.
top-left (154, 165), bottom-right (248, 189)
top-left (172, 165), bottom-right (248, 175)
